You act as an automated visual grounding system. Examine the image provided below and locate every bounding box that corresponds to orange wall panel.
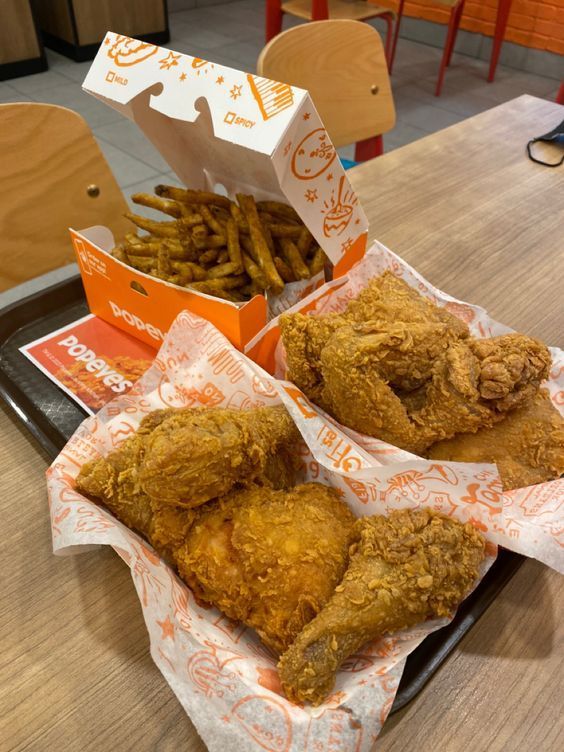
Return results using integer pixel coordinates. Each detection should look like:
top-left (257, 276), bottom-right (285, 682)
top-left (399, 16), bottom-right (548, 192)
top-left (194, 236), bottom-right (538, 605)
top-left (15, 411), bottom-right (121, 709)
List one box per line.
top-left (402, 0), bottom-right (563, 52)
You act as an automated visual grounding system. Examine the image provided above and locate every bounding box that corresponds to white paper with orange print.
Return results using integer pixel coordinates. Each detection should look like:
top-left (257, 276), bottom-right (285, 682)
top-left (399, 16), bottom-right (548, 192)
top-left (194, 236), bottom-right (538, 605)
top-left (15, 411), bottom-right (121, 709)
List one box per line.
top-left (82, 33), bottom-right (368, 270)
top-left (248, 240), bottom-right (564, 572)
top-left (47, 306), bottom-right (560, 752)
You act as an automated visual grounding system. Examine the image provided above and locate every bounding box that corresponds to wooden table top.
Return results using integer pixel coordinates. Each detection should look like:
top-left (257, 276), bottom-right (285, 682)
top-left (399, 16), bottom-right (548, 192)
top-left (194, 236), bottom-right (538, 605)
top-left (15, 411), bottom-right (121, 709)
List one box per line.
top-left (2, 94), bottom-right (563, 752)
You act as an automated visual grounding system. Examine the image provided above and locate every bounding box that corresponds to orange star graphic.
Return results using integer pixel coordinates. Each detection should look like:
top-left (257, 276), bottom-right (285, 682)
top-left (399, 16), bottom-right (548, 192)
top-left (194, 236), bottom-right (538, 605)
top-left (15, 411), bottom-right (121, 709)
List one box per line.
top-left (179, 72), bottom-right (187, 81)
top-left (326, 173), bottom-right (333, 181)
top-left (216, 75), bottom-right (224, 85)
top-left (283, 141), bottom-right (292, 156)
top-left (355, 218), bottom-right (360, 225)
top-left (341, 237), bottom-right (354, 252)
top-left (303, 112), bottom-right (311, 120)
top-left (104, 38), bottom-right (110, 45)
top-left (159, 51), bottom-right (180, 70)
top-left (230, 84), bottom-right (243, 100)
top-left (305, 188), bottom-right (318, 203)
top-left (156, 615), bottom-right (175, 640)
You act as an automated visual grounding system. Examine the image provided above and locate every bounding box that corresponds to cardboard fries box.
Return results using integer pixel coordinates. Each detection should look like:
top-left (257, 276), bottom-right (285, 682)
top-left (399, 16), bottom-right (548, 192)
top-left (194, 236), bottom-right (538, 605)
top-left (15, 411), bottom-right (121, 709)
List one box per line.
top-left (71, 32), bottom-right (368, 349)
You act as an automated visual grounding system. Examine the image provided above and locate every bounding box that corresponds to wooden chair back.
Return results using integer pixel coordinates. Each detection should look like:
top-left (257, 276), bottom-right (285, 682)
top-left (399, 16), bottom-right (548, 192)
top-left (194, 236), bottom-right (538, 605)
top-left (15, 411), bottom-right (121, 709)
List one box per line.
top-left (257, 19), bottom-right (395, 149)
top-left (0, 103), bottom-right (129, 291)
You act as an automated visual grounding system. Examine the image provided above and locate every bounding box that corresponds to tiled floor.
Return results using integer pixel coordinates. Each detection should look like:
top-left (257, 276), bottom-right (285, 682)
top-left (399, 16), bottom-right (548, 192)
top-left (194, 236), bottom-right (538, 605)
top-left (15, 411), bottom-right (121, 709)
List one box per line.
top-left (2, 0), bottom-right (559, 192)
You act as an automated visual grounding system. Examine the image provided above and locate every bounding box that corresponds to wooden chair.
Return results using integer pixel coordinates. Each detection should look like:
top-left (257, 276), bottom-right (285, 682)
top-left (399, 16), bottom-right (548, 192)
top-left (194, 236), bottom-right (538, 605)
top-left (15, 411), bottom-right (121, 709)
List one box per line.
top-left (265, 1), bottom-right (397, 64)
top-left (258, 19), bottom-right (396, 163)
top-left (0, 103), bottom-right (129, 292)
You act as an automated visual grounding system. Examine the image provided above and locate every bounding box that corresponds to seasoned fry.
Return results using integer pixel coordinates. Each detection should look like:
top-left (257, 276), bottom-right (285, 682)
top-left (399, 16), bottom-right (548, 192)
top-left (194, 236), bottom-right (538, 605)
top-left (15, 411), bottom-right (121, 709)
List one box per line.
top-left (207, 262), bottom-right (240, 279)
top-left (114, 185), bottom-right (327, 302)
top-left (155, 185), bottom-right (231, 208)
top-left (256, 201), bottom-right (301, 223)
top-left (226, 218), bottom-right (243, 274)
top-left (297, 227), bottom-right (313, 258)
top-left (125, 213), bottom-right (178, 238)
top-left (279, 238), bottom-right (310, 280)
top-left (269, 224), bottom-right (302, 239)
top-left (274, 256), bottom-right (296, 283)
top-left (199, 204), bottom-right (226, 238)
top-left (242, 252), bottom-right (268, 290)
top-left (128, 256), bottom-right (154, 273)
top-left (237, 193), bottom-right (284, 295)
top-left (157, 246), bottom-right (173, 277)
top-left (309, 246), bottom-right (326, 276)
top-left (171, 261), bottom-right (207, 281)
top-left (111, 245), bottom-right (129, 264)
top-left (131, 193), bottom-right (182, 218)
top-left (230, 202), bottom-right (248, 232)
top-left (200, 249), bottom-right (219, 265)
top-left (193, 234), bottom-right (225, 251)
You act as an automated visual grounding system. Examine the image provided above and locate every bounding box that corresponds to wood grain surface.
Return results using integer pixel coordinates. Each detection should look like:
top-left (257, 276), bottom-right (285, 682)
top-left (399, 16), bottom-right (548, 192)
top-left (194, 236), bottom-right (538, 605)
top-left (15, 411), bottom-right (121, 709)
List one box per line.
top-left (0, 0), bottom-right (41, 65)
top-left (0, 103), bottom-right (129, 292)
top-left (1, 95), bottom-right (562, 752)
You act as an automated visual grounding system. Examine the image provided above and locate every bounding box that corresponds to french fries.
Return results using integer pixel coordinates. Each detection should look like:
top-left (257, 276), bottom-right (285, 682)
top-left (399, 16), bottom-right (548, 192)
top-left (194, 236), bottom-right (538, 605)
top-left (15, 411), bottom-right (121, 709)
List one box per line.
top-left (111, 185), bottom-right (329, 302)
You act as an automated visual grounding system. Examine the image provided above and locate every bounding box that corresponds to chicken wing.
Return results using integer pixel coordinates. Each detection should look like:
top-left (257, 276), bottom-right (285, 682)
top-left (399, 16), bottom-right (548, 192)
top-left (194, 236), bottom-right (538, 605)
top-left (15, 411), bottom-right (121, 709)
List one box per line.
top-left (280, 271), bottom-right (469, 399)
top-left (428, 388), bottom-right (564, 490)
top-left (77, 405), bottom-right (301, 518)
top-left (175, 483), bottom-right (355, 654)
top-left (319, 328), bottom-right (551, 454)
top-left (278, 508), bottom-right (485, 705)
top-left (139, 405), bottom-right (300, 506)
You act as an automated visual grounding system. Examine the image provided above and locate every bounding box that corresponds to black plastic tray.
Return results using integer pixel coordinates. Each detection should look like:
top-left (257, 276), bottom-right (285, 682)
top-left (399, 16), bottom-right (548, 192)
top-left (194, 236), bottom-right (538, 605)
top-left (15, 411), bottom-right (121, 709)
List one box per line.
top-left (0, 276), bottom-right (523, 713)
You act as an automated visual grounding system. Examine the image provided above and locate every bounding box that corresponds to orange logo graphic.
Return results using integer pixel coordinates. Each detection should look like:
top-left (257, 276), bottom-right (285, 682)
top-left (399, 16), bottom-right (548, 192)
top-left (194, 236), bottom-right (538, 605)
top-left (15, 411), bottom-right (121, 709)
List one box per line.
top-left (192, 58), bottom-right (215, 75)
top-left (231, 695), bottom-right (292, 752)
top-left (291, 128), bottom-right (336, 180)
top-left (323, 175), bottom-right (358, 237)
top-left (159, 51), bottom-right (180, 70)
top-left (107, 35), bottom-right (158, 67)
top-left (248, 74), bottom-right (294, 120)
top-left (187, 649), bottom-right (239, 698)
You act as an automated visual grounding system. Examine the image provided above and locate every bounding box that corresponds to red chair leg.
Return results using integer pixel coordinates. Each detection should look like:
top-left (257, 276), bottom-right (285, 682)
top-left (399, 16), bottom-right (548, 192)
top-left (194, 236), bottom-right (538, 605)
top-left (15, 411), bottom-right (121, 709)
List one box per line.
top-left (265, 0), bottom-right (283, 42)
top-left (435, 1), bottom-right (462, 96)
top-left (446, 0), bottom-right (465, 67)
top-left (311, 0), bottom-right (329, 20)
top-left (389, 0), bottom-right (405, 73)
top-left (488, 0), bottom-right (513, 82)
top-left (354, 135), bottom-right (383, 162)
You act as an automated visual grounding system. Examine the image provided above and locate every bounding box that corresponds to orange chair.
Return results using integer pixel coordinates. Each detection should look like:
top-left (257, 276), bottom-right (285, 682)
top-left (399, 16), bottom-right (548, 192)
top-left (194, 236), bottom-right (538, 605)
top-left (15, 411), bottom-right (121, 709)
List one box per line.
top-left (258, 20), bottom-right (396, 163)
top-left (265, 1), bottom-right (397, 65)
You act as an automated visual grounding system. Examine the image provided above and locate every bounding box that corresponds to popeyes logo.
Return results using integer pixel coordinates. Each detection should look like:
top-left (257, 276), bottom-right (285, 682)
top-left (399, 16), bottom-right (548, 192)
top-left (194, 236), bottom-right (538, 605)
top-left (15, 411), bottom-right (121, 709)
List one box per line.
top-left (106, 35), bottom-right (158, 67)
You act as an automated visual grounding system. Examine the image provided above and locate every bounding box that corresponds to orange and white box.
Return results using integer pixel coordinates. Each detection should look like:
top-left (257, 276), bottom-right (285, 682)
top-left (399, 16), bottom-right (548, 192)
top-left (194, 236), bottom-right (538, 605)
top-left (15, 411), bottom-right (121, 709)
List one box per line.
top-left (71, 33), bottom-right (368, 350)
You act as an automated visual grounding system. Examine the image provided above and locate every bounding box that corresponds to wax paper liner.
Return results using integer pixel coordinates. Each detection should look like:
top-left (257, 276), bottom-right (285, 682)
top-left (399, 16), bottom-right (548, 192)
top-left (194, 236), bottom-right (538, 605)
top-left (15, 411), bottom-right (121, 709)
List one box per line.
top-left (48, 307), bottom-right (556, 752)
top-left (248, 240), bottom-right (564, 573)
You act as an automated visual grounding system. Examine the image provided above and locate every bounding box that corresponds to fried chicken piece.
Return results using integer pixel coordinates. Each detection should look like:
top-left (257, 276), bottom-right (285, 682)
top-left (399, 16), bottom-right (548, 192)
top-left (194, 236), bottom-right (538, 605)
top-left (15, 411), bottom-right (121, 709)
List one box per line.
top-left (319, 329), bottom-right (551, 454)
top-left (77, 405), bottom-right (300, 521)
top-left (428, 389), bottom-right (564, 490)
top-left (278, 508), bottom-right (485, 705)
top-left (139, 405), bottom-right (300, 507)
top-left (280, 272), bottom-right (469, 399)
top-left (175, 483), bottom-right (355, 654)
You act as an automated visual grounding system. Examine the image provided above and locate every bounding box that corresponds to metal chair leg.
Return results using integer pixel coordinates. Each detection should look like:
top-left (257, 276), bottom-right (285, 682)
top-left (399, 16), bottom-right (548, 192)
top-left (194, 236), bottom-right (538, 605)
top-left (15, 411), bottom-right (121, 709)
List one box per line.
top-left (389, 0), bottom-right (405, 73)
top-left (265, 0), bottom-right (283, 42)
top-left (488, 0), bottom-right (513, 82)
top-left (435, 1), bottom-right (463, 96)
top-left (446, 0), bottom-right (465, 67)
